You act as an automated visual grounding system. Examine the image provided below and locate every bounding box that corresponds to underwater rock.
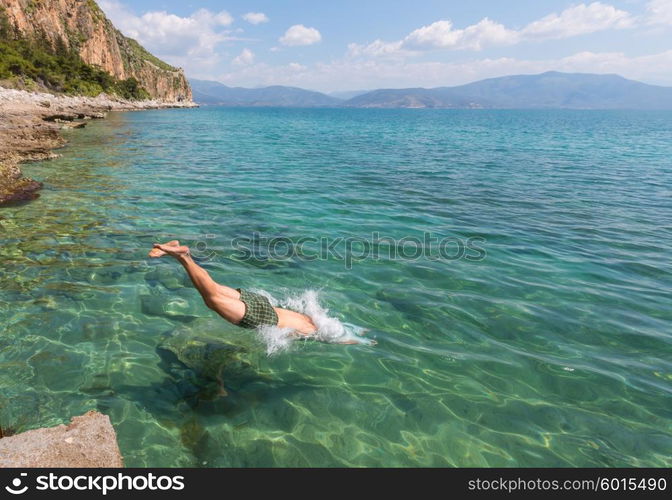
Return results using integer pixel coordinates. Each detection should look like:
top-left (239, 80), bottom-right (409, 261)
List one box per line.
top-left (0, 411), bottom-right (123, 468)
top-left (159, 327), bottom-right (249, 382)
top-left (144, 268), bottom-right (186, 290)
top-left (140, 294), bottom-right (197, 321)
top-left (88, 269), bottom-right (123, 285)
top-left (0, 159), bottom-right (43, 205)
top-left (159, 277), bottom-right (184, 290)
top-left (157, 320), bottom-right (261, 399)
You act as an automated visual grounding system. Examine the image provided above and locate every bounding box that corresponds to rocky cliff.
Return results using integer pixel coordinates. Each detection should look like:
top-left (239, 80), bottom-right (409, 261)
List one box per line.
top-left (0, 0), bottom-right (192, 102)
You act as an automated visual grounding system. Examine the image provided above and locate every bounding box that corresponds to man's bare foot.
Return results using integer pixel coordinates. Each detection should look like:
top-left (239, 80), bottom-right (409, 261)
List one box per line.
top-left (148, 240), bottom-right (179, 258)
top-left (149, 241), bottom-right (190, 259)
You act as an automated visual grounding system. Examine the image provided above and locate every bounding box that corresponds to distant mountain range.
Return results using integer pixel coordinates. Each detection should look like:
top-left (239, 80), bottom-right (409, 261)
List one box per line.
top-left (190, 72), bottom-right (672, 110)
top-left (328, 90), bottom-right (371, 100)
top-left (190, 79), bottom-right (341, 107)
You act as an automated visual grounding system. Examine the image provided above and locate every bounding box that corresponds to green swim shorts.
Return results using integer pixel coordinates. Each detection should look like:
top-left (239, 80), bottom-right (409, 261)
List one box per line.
top-left (237, 289), bottom-right (279, 329)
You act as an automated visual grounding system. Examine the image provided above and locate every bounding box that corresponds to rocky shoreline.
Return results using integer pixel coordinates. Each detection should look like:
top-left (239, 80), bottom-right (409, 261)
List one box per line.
top-left (0, 88), bottom-right (198, 465)
top-left (0, 412), bottom-right (124, 467)
top-left (0, 87), bottom-right (197, 205)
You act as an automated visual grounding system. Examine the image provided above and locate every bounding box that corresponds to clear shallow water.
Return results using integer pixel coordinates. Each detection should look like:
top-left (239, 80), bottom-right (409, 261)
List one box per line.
top-left (1, 108), bottom-right (671, 467)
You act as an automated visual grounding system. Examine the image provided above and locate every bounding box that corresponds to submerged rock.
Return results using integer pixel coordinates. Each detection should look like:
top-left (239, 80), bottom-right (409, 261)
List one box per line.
top-left (0, 411), bottom-right (123, 468)
top-left (157, 320), bottom-right (260, 399)
top-left (160, 327), bottom-right (249, 382)
top-left (0, 159), bottom-right (43, 205)
top-left (140, 294), bottom-right (199, 322)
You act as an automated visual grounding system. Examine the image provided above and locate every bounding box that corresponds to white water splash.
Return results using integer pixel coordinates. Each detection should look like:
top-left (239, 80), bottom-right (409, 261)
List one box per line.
top-left (253, 289), bottom-right (374, 356)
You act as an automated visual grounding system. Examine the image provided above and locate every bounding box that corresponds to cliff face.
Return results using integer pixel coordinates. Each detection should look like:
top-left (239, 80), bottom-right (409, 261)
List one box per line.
top-left (0, 0), bottom-right (192, 101)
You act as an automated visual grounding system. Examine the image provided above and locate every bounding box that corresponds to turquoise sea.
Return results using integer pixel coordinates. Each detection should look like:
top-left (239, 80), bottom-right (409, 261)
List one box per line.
top-left (1, 108), bottom-right (671, 467)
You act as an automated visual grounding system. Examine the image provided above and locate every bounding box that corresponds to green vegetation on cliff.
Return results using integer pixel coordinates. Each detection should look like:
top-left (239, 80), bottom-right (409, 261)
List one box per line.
top-left (122, 37), bottom-right (176, 73)
top-left (0, 7), bottom-right (149, 99)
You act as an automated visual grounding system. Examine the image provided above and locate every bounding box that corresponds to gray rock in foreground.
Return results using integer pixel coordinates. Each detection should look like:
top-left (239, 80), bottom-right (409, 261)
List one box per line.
top-left (0, 411), bottom-right (123, 468)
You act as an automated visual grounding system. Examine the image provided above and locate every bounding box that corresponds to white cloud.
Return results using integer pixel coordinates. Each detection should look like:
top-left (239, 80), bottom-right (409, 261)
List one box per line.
top-left (646, 0), bottom-right (672, 25)
top-left (351, 2), bottom-right (634, 57)
top-left (347, 40), bottom-right (405, 58)
top-left (233, 48), bottom-right (255, 66)
top-left (289, 62), bottom-right (307, 72)
top-left (403, 18), bottom-right (520, 50)
top-left (280, 24), bottom-right (322, 46)
top-left (243, 12), bottom-right (269, 25)
top-left (98, 0), bottom-right (238, 75)
top-left (521, 2), bottom-right (633, 39)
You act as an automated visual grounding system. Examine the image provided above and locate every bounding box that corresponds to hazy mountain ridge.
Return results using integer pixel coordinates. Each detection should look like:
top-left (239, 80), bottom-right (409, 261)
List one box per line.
top-left (344, 72), bottom-right (672, 110)
top-left (328, 89), bottom-right (370, 100)
top-left (191, 79), bottom-right (341, 107)
top-left (192, 73), bottom-right (672, 110)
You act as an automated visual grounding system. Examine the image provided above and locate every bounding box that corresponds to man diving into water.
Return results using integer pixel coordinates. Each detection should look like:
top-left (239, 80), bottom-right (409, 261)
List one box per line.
top-left (149, 241), bottom-right (371, 345)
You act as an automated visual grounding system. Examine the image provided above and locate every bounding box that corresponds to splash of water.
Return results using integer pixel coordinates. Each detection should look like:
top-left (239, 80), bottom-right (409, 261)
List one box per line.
top-left (253, 289), bottom-right (374, 356)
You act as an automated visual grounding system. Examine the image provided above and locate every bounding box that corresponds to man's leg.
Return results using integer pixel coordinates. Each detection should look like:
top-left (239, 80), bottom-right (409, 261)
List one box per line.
top-left (150, 242), bottom-right (246, 325)
top-left (149, 242), bottom-right (376, 345)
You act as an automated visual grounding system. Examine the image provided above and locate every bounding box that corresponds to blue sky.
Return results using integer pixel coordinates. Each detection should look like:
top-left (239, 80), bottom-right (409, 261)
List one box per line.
top-left (99, 0), bottom-right (672, 91)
